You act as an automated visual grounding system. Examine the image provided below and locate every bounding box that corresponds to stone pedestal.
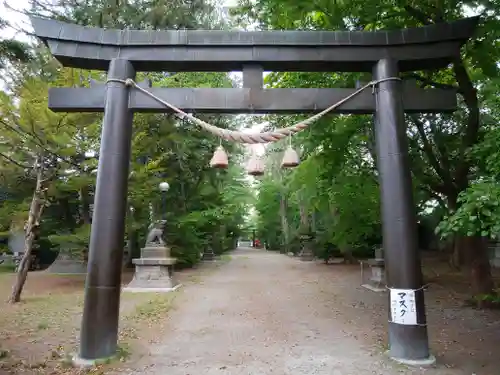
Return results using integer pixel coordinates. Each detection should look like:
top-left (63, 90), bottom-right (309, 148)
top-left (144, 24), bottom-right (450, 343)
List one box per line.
top-left (202, 247), bottom-right (216, 261)
top-left (362, 249), bottom-right (386, 292)
top-left (123, 245), bottom-right (180, 292)
top-left (47, 253), bottom-right (87, 274)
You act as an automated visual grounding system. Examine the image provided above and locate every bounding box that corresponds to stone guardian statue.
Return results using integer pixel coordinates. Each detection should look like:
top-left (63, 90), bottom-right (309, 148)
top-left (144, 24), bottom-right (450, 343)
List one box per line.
top-left (144, 219), bottom-right (167, 247)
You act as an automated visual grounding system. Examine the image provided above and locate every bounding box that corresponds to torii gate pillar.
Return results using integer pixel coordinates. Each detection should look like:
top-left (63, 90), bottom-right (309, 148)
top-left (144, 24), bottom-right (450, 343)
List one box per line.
top-left (79, 59), bottom-right (135, 361)
top-left (373, 59), bottom-right (432, 363)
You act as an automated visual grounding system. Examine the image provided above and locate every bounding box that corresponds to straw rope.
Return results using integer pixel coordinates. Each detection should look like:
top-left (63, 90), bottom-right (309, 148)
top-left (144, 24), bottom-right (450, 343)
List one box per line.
top-left (107, 77), bottom-right (401, 144)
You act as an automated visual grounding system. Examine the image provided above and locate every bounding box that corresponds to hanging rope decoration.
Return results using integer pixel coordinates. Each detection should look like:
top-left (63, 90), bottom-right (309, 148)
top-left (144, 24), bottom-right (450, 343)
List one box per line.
top-left (246, 151), bottom-right (265, 176)
top-left (107, 77), bottom-right (401, 174)
top-left (211, 141), bottom-right (229, 169)
top-left (281, 130), bottom-right (300, 169)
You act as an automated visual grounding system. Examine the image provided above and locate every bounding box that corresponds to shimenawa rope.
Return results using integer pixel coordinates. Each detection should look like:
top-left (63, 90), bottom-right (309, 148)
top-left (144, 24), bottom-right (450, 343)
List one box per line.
top-left (106, 77), bottom-right (401, 144)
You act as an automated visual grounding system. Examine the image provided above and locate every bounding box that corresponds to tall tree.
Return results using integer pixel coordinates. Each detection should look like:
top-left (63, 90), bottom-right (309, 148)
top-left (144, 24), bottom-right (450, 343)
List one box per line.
top-left (0, 67), bottom-right (99, 302)
top-left (27, 0), bottom-right (223, 30)
top-left (0, 17), bottom-right (31, 71)
top-left (235, 1), bottom-right (500, 298)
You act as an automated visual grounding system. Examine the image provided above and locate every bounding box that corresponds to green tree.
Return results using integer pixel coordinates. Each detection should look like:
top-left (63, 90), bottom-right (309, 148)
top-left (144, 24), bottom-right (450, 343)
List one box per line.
top-left (0, 67), bottom-right (99, 302)
top-left (235, 0), bottom-right (500, 299)
top-left (27, 0), bottom-right (223, 29)
top-left (0, 17), bottom-right (31, 71)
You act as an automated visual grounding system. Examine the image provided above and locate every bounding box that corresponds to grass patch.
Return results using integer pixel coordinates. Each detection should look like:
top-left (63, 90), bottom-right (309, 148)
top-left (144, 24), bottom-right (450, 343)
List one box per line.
top-left (219, 254), bottom-right (232, 263)
top-left (115, 343), bottom-right (132, 360)
top-left (93, 343), bottom-right (132, 366)
top-left (37, 321), bottom-right (49, 330)
top-left (0, 264), bottom-right (16, 273)
top-left (119, 292), bottom-right (177, 346)
top-left (128, 293), bottom-right (176, 321)
top-left (0, 272), bottom-right (181, 373)
top-left (186, 274), bottom-right (201, 283)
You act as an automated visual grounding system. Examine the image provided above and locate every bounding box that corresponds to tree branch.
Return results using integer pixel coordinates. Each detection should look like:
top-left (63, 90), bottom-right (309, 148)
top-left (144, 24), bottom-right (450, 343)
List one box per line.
top-left (422, 184), bottom-right (447, 209)
top-left (427, 117), bottom-right (454, 179)
top-left (407, 139), bottom-right (449, 196)
top-left (403, 5), bottom-right (433, 25)
top-left (0, 119), bottom-right (87, 173)
top-left (404, 73), bottom-right (459, 93)
top-left (0, 151), bottom-right (30, 169)
top-left (453, 58), bottom-right (481, 190)
top-left (416, 169), bottom-right (449, 196)
top-left (409, 115), bottom-right (455, 189)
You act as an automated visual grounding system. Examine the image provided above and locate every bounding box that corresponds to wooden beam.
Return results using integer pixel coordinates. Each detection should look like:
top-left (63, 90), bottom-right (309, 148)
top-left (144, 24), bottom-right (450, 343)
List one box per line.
top-left (30, 17), bottom-right (479, 72)
top-left (48, 85), bottom-right (457, 114)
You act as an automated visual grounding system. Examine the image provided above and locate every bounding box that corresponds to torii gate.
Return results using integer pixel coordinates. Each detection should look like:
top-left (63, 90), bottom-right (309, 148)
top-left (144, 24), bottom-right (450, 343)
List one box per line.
top-left (30, 16), bottom-right (478, 366)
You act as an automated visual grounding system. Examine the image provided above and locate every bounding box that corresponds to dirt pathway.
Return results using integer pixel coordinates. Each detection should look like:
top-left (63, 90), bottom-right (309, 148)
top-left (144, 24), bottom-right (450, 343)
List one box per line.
top-left (120, 249), bottom-right (466, 375)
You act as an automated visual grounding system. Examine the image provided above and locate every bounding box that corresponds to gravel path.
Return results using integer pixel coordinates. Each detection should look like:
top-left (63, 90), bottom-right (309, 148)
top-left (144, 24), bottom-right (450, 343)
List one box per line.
top-left (121, 249), bottom-right (461, 375)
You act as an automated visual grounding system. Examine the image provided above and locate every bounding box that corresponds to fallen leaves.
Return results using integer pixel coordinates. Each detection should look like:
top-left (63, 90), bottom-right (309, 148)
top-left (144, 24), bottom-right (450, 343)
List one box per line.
top-left (0, 273), bottom-right (178, 374)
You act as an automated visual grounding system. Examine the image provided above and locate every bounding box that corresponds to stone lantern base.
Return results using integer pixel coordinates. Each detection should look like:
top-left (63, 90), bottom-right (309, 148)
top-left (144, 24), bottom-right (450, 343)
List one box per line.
top-left (48, 253), bottom-right (87, 274)
top-left (202, 247), bottom-right (216, 261)
top-left (123, 245), bottom-right (180, 292)
top-left (300, 247), bottom-right (314, 261)
top-left (362, 249), bottom-right (386, 292)
top-left (299, 235), bottom-right (314, 261)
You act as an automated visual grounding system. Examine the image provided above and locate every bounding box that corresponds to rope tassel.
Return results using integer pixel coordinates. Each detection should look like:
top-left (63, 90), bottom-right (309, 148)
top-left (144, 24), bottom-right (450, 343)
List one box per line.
top-left (281, 146), bottom-right (300, 168)
top-left (210, 145), bottom-right (229, 169)
top-left (246, 154), bottom-right (265, 176)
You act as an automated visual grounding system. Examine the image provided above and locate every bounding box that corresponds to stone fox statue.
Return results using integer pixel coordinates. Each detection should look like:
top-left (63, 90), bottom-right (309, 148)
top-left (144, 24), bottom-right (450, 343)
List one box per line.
top-left (145, 220), bottom-right (167, 247)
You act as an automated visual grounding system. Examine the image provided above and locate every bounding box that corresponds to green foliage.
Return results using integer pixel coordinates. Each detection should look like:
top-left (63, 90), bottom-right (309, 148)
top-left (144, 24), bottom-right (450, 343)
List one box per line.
top-left (327, 170), bottom-right (381, 251)
top-left (0, 39), bottom-right (32, 69)
top-left (28, 0), bottom-right (224, 30)
top-left (0, 263), bottom-right (16, 273)
top-left (474, 292), bottom-right (500, 305)
top-left (254, 101), bottom-right (381, 256)
top-left (48, 224), bottom-right (91, 258)
top-left (0, 15), bottom-right (32, 72)
top-left (2, 0), bottom-right (500, 292)
top-left (240, 0), bottom-right (500, 298)
top-left (254, 177), bottom-right (284, 250)
top-left (0, 0), bottom-right (252, 271)
top-left (437, 181), bottom-right (500, 239)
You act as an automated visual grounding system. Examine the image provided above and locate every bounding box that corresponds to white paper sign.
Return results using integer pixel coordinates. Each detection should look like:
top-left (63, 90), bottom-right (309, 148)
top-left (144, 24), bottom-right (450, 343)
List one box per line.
top-left (390, 288), bottom-right (417, 325)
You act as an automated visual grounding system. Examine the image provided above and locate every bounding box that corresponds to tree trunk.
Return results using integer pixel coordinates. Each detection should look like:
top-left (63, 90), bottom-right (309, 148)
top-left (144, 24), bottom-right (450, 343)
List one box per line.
top-left (311, 210), bottom-right (316, 233)
top-left (298, 199), bottom-right (309, 228)
top-left (446, 195), bottom-right (495, 297)
top-left (8, 165), bottom-right (46, 303)
top-left (79, 185), bottom-right (92, 224)
top-left (463, 236), bottom-right (494, 304)
top-left (219, 223), bottom-right (226, 252)
top-left (60, 196), bottom-right (76, 228)
top-left (124, 231), bottom-right (139, 268)
top-left (444, 194), bottom-right (463, 270)
top-left (342, 247), bottom-right (357, 264)
top-left (449, 235), bottom-right (464, 269)
top-left (298, 198), bottom-right (309, 257)
top-left (279, 192), bottom-right (290, 251)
